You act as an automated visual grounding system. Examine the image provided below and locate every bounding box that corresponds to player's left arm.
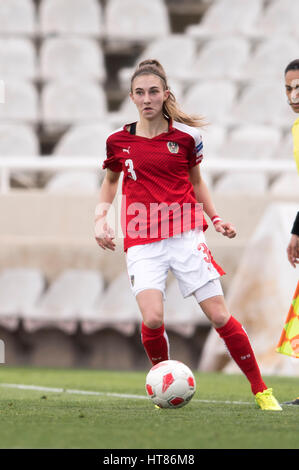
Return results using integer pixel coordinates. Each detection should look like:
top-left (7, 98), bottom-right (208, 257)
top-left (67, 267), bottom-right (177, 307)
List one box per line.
top-left (188, 164), bottom-right (236, 238)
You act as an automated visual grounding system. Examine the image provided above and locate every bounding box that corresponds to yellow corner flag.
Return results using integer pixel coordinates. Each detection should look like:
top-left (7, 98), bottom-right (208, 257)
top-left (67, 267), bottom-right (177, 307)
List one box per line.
top-left (276, 281), bottom-right (299, 358)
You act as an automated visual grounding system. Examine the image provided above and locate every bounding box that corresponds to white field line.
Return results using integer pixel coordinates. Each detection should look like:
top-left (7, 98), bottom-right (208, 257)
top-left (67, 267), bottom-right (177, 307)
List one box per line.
top-left (0, 382), bottom-right (252, 405)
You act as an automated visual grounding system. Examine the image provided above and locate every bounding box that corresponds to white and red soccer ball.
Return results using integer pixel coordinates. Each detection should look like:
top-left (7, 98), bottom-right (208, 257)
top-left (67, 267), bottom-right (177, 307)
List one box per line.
top-left (145, 360), bottom-right (196, 409)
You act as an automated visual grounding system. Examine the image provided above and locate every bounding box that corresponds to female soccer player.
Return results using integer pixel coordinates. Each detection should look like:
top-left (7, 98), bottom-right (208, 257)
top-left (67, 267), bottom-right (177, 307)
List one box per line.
top-left (95, 59), bottom-right (281, 410)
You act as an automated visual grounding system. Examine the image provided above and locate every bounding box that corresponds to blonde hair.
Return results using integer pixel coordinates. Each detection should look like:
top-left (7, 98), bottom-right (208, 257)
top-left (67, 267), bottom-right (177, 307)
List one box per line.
top-left (130, 59), bottom-right (206, 128)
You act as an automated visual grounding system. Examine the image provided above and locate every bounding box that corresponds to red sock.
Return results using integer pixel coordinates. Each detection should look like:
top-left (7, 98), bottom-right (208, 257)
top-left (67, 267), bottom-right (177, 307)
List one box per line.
top-left (141, 322), bottom-right (170, 365)
top-left (216, 316), bottom-right (267, 395)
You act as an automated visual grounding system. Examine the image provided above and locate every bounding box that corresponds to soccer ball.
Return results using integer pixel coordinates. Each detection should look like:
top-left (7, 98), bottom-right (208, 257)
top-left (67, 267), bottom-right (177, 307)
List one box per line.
top-left (145, 360), bottom-right (196, 409)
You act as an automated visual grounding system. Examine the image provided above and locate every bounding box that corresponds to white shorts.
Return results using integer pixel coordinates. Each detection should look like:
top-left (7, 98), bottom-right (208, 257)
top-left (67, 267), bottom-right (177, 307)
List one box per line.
top-left (126, 228), bottom-right (224, 302)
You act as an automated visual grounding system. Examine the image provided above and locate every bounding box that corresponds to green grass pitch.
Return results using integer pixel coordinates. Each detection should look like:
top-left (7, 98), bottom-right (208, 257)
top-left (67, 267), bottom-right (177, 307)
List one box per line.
top-left (0, 365), bottom-right (298, 449)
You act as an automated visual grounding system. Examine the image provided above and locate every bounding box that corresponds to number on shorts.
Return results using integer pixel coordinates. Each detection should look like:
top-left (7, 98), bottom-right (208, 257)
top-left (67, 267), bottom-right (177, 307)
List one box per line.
top-left (197, 243), bottom-right (212, 263)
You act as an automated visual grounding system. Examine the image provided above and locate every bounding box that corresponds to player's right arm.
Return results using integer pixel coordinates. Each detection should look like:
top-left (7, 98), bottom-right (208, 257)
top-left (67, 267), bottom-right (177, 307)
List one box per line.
top-left (287, 212), bottom-right (299, 267)
top-left (94, 168), bottom-right (121, 251)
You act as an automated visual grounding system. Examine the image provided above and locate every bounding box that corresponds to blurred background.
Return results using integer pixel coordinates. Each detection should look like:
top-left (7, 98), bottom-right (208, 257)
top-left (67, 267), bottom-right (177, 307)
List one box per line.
top-left (0, 0), bottom-right (298, 375)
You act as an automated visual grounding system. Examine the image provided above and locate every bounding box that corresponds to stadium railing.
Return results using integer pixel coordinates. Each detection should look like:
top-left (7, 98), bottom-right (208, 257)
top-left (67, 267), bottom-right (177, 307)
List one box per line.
top-left (0, 156), bottom-right (295, 194)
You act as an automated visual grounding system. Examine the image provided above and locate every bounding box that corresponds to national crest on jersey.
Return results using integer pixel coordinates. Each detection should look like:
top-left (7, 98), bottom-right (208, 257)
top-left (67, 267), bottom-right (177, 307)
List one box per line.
top-left (102, 120), bottom-right (206, 251)
top-left (167, 141), bottom-right (179, 154)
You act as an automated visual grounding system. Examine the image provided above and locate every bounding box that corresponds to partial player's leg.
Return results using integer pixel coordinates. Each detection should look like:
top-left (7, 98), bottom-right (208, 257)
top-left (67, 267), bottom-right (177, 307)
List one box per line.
top-left (196, 289), bottom-right (281, 410)
top-left (136, 288), bottom-right (170, 365)
top-left (198, 293), bottom-right (267, 394)
top-left (126, 240), bottom-right (170, 366)
top-left (283, 397), bottom-right (299, 405)
top-left (168, 228), bottom-right (281, 410)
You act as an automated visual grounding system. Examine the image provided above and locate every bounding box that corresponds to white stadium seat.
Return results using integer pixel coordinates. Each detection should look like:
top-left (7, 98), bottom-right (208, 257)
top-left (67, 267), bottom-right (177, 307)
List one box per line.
top-left (41, 81), bottom-right (107, 126)
top-left (119, 35), bottom-right (197, 86)
top-left (108, 97), bottom-right (139, 129)
top-left (0, 0), bottom-right (36, 35)
top-left (214, 172), bottom-right (268, 194)
top-left (105, 0), bottom-right (170, 42)
top-left (186, 0), bottom-right (263, 39)
top-left (45, 171), bottom-right (100, 194)
top-left (182, 81), bottom-right (237, 125)
top-left (221, 125), bottom-right (282, 160)
top-left (231, 82), bottom-right (294, 128)
top-left (23, 269), bottom-right (105, 333)
top-left (51, 123), bottom-right (110, 188)
top-left (164, 279), bottom-right (209, 337)
top-left (193, 36), bottom-right (251, 80)
top-left (200, 124), bottom-right (227, 158)
top-left (0, 268), bottom-right (45, 330)
top-left (0, 38), bottom-right (36, 80)
top-left (50, 122), bottom-right (109, 188)
top-left (81, 272), bottom-right (140, 335)
top-left (270, 174), bottom-right (299, 196)
top-left (0, 80), bottom-right (39, 123)
top-left (251, 0), bottom-right (299, 38)
top-left (0, 123), bottom-right (39, 187)
top-left (275, 133), bottom-right (295, 161)
top-left (39, 37), bottom-right (106, 82)
top-left (199, 168), bottom-right (213, 190)
top-left (0, 123), bottom-right (39, 156)
top-left (242, 36), bottom-right (299, 80)
top-left (39, 0), bottom-right (103, 36)
top-left (53, 122), bottom-right (111, 159)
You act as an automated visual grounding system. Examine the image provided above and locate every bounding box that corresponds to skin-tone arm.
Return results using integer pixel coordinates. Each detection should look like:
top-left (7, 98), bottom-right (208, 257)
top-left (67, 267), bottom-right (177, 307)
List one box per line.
top-left (94, 169), bottom-right (121, 251)
top-left (287, 234), bottom-right (299, 268)
top-left (188, 164), bottom-right (236, 238)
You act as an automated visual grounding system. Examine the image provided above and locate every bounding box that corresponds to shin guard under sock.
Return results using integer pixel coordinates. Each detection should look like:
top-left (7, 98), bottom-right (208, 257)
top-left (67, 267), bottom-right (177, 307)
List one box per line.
top-left (216, 316), bottom-right (267, 395)
top-left (141, 322), bottom-right (170, 366)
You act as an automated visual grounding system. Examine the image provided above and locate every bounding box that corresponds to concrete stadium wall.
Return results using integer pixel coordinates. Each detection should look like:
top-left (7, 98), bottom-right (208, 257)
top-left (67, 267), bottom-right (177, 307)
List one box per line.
top-left (0, 190), bottom-right (297, 291)
top-left (0, 189), bottom-right (297, 369)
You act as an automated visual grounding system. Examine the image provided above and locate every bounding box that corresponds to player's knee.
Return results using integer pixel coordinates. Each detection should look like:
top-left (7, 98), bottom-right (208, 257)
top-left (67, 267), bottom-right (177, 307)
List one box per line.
top-left (200, 296), bottom-right (230, 328)
top-left (137, 290), bottom-right (164, 328)
top-left (210, 310), bottom-right (230, 329)
top-left (142, 311), bottom-right (163, 329)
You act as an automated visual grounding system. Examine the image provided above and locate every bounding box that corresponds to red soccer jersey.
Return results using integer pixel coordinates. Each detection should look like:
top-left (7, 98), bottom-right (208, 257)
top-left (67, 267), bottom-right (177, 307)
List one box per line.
top-left (102, 119), bottom-right (208, 251)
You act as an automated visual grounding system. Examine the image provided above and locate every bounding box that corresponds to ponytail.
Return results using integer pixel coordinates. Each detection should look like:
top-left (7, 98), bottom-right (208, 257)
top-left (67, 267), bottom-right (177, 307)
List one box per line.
top-left (130, 59), bottom-right (206, 128)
